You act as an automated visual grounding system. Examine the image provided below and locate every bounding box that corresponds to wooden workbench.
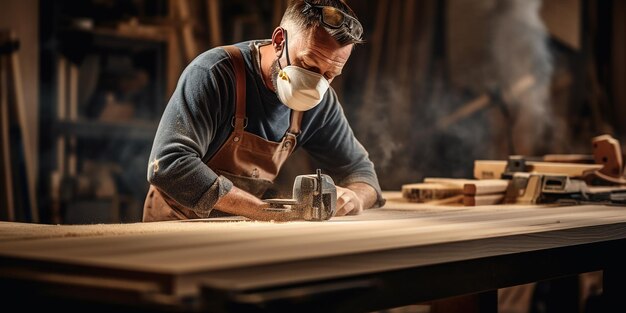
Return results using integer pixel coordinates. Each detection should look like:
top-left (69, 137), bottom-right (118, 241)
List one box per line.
top-left (1, 191), bottom-right (625, 312)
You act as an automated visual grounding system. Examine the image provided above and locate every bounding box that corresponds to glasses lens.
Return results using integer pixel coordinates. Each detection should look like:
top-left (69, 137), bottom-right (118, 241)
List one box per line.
top-left (321, 6), bottom-right (344, 28)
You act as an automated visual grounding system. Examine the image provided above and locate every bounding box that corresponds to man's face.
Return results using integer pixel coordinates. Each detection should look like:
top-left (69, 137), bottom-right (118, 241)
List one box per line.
top-left (270, 27), bottom-right (354, 91)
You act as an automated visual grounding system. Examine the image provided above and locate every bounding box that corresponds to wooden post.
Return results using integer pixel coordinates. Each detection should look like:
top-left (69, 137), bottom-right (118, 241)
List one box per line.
top-left (177, 0), bottom-right (199, 63)
top-left (386, 0), bottom-right (402, 76)
top-left (397, 0), bottom-right (416, 128)
top-left (49, 56), bottom-right (68, 224)
top-left (67, 62), bottom-right (78, 178)
top-left (362, 0), bottom-right (389, 104)
top-left (0, 30), bottom-right (39, 222)
top-left (0, 44), bottom-right (15, 221)
top-left (8, 31), bottom-right (38, 222)
top-left (207, 0), bottom-right (222, 48)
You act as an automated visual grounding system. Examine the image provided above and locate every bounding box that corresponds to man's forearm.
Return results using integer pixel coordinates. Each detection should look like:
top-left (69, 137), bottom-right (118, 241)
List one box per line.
top-left (214, 186), bottom-right (297, 221)
top-left (345, 182), bottom-right (378, 210)
top-left (214, 182), bottom-right (377, 219)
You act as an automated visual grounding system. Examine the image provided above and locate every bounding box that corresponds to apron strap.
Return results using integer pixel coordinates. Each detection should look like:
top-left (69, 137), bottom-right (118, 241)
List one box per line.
top-left (222, 46), bottom-right (247, 131)
top-left (289, 110), bottom-right (303, 135)
top-left (224, 45), bottom-right (301, 136)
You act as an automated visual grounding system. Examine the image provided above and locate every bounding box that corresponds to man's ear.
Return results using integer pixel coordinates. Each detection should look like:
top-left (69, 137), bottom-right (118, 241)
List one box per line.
top-left (271, 27), bottom-right (286, 58)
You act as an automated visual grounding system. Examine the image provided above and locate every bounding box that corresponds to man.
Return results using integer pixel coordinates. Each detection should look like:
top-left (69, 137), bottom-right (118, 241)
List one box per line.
top-left (143, 0), bottom-right (384, 222)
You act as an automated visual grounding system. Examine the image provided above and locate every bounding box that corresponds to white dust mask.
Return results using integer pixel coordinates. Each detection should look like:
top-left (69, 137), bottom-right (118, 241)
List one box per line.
top-left (275, 30), bottom-right (330, 111)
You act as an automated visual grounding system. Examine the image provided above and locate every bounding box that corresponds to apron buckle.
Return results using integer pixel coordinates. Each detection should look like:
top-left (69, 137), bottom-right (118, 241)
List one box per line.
top-left (231, 116), bottom-right (249, 129)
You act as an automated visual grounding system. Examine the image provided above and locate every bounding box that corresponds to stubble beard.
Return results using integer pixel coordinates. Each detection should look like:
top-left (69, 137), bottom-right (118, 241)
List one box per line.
top-left (269, 58), bottom-right (280, 92)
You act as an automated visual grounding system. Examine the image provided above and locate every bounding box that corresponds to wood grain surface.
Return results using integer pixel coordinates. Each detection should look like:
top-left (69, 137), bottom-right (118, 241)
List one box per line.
top-left (1, 191), bottom-right (626, 301)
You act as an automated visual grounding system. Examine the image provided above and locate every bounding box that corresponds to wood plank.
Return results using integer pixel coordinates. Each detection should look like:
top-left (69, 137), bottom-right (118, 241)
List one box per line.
top-left (2, 192), bottom-right (626, 298)
top-left (401, 182), bottom-right (462, 202)
top-left (4, 221), bottom-right (624, 310)
top-left (1, 201), bottom-right (624, 270)
top-left (474, 160), bottom-right (602, 179)
top-left (463, 180), bottom-right (509, 195)
top-left (0, 211), bottom-right (619, 279)
top-left (197, 222), bottom-right (625, 294)
top-left (424, 177), bottom-right (509, 195)
top-left (0, 216), bottom-right (624, 301)
top-left (463, 193), bottom-right (505, 206)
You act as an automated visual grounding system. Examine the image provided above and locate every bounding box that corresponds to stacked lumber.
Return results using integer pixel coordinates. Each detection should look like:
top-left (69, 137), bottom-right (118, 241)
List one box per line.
top-left (462, 179), bottom-right (509, 206)
top-left (401, 181), bottom-right (463, 204)
top-left (402, 134), bottom-right (626, 207)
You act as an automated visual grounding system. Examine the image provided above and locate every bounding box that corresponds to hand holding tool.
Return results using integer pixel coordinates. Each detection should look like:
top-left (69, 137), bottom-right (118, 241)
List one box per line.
top-left (264, 169), bottom-right (337, 221)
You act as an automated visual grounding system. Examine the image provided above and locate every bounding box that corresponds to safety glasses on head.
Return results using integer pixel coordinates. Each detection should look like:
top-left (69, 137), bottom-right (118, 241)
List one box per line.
top-left (301, 0), bottom-right (363, 41)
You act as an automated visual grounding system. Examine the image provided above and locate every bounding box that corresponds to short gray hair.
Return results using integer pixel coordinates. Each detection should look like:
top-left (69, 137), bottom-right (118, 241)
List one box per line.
top-left (280, 0), bottom-right (365, 46)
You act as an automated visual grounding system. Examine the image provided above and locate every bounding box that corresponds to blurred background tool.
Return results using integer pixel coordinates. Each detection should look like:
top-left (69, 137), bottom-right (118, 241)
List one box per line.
top-left (0, 29), bottom-right (37, 222)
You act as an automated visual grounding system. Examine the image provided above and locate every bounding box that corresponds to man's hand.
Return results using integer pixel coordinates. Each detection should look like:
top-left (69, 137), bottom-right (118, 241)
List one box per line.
top-left (335, 183), bottom-right (378, 216)
top-left (335, 186), bottom-right (364, 216)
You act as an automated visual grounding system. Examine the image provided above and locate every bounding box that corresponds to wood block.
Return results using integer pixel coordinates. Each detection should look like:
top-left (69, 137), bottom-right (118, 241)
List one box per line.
top-left (474, 161), bottom-right (506, 179)
top-left (463, 193), bottom-right (505, 206)
top-left (401, 183), bottom-right (462, 203)
top-left (463, 180), bottom-right (509, 195)
top-left (424, 178), bottom-right (510, 196)
top-left (592, 134), bottom-right (623, 178)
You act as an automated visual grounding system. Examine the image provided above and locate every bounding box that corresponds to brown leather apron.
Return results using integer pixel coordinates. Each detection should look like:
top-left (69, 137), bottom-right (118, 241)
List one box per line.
top-left (143, 45), bottom-right (302, 222)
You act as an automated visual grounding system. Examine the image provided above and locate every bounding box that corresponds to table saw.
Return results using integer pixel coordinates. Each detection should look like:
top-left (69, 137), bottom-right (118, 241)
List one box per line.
top-left (1, 191), bottom-right (625, 312)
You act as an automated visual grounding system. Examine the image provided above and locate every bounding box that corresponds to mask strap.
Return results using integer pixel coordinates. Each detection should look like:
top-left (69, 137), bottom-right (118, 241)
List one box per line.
top-left (278, 28), bottom-right (291, 69)
top-left (284, 29), bottom-right (291, 66)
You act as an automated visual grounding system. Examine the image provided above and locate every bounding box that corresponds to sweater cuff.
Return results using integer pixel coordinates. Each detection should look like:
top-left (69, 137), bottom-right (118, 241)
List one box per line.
top-left (192, 175), bottom-right (234, 217)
